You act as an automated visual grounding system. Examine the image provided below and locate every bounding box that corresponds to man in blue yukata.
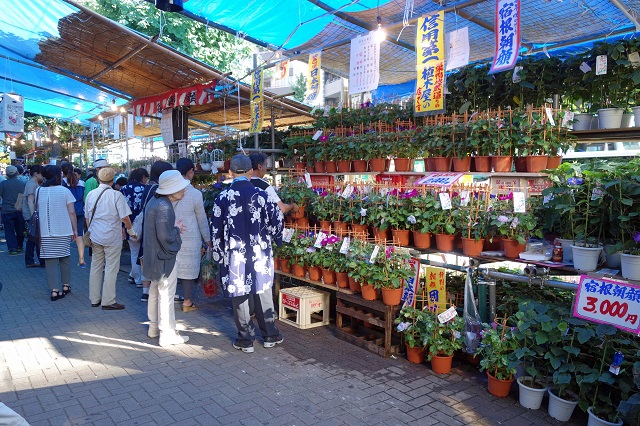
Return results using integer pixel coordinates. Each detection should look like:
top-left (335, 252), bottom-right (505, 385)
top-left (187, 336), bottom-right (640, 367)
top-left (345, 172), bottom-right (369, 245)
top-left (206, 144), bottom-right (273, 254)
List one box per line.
top-left (210, 154), bottom-right (285, 353)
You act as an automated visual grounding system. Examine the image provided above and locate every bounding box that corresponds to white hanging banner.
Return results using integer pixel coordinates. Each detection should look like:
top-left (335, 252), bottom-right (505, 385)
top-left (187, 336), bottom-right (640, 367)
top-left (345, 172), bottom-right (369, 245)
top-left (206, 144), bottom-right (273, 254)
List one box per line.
top-left (489, 0), bottom-right (521, 74)
top-left (445, 27), bottom-right (469, 71)
top-left (349, 31), bottom-right (380, 95)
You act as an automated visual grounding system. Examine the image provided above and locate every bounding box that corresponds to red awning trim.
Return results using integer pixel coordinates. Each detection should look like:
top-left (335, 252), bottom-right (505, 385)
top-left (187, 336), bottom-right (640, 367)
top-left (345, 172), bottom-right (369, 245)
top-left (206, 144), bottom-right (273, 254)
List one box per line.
top-left (131, 81), bottom-right (217, 116)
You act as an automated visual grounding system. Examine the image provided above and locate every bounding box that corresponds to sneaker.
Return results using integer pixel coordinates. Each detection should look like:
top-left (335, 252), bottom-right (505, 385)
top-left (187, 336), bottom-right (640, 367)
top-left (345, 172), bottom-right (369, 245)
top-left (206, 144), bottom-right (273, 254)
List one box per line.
top-left (8, 250), bottom-right (18, 256)
top-left (141, 293), bottom-right (149, 302)
top-left (263, 335), bottom-right (284, 348)
top-left (159, 332), bottom-right (189, 347)
top-left (233, 340), bottom-right (255, 353)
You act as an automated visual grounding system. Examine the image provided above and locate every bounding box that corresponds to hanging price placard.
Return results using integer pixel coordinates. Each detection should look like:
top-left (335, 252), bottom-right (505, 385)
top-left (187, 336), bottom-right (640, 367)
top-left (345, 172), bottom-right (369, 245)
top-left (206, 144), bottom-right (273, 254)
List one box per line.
top-left (369, 245), bottom-right (380, 263)
top-left (304, 173), bottom-right (313, 188)
top-left (339, 237), bottom-right (350, 254)
top-left (513, 192), bottom-right (526, 213)
top-left (282, 228), bottom-right (295, 243)
top-left (314, 232), bottom-right (326, 248)
top-left (341, 185), bottom-right (354, 199)
top-left (437, 306), bottom-right (458, 323)
top-left (439, 192), bottom-right (452, 210)
top-left (460, 190), bottom-right (470, 207)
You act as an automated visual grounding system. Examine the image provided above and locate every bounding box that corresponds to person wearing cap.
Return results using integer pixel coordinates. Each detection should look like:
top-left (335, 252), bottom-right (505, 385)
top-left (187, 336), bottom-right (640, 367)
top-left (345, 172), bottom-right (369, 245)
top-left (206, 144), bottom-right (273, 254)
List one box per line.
top-left (0, 165), bottom-right (26, 255)
top-left (142, 170), bottom-right (189, 347)
top-left (249, 152), bottom-right (299, 215)
top-left (85, 167), bottom-right (135, 311)
top-left (83, 158), bottom-right (108, 201)
top-left (210, 154), bottom-right (284, 353)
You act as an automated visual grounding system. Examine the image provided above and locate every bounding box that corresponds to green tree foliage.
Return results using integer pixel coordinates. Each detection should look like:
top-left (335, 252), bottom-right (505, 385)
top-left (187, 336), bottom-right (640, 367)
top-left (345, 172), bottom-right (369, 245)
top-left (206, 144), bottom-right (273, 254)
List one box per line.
top-left (291, 73), bottom-right (307, 103)
top-left (79, 0), bottom-right (253, 76)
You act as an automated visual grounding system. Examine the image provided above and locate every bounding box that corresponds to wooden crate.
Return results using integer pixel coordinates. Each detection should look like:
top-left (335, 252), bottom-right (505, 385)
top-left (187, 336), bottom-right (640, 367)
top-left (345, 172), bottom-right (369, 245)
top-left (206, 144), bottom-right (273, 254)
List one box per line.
top-left (278, 286), bottom-right (330, 329)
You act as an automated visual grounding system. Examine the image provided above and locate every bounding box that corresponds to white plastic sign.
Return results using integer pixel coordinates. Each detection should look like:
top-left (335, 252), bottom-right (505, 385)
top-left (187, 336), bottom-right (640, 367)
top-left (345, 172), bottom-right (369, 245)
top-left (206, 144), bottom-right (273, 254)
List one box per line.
top-left (437, 306), bottom-right (458, 324)
top-left (460, 190), bottom-right (470, 207)
top-left (341, 185), bottom-right (354, 199)
top-left (439, 193), bottom-right (452, 210)
top-left (579, 62), bottom-right (592, 73)
top-left (596, 55), bottom-right (607, 75)
top-left (513, 192), bottom-right (526, 213)
top-left (312, 130), bottom-right (323, 140)
top-left (545, 107), bottom-right (555, 126)
top-left (304, 173), bottom-right (312, 188)
top-left (314, 232), bottom-right (326, 248)
top-left (339, 237), bottom-right (350, 254)
top-left (369, 245), bottom-right (380, 263)
top-left (282, 228), bottom-right (295, 243)
top-left (562, 111), bottom-right (575, 129)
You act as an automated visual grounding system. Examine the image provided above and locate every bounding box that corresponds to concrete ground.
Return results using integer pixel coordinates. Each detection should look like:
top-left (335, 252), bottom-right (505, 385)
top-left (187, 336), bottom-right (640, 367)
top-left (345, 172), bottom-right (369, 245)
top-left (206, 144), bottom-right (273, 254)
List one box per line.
top-left (0, 232), bottom-right (586, 425)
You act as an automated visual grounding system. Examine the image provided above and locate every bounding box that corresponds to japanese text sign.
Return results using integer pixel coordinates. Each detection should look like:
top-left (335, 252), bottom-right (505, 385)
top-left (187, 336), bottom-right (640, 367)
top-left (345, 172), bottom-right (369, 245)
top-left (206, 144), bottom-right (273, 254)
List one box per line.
top-left (402, 257), bottom-right (422, 307)
top-left (414, 172), bottom-right (464, 187)
top-left (305, 51), bottom-right (322, 105)
top-left (249, 68), bottom-right (264, 134)
top-left (489, 0), bottom-right (521, 74)
top-left (573, 275), bottom-right (640, 334)
top-left (425, 266), bottom-right (447, 313)
top-left (415, 13), bottom-right (445, 115)
top-left (349, 31), bottom-right (380, 95)
top-left (132, 82), bottom-right (216, 116)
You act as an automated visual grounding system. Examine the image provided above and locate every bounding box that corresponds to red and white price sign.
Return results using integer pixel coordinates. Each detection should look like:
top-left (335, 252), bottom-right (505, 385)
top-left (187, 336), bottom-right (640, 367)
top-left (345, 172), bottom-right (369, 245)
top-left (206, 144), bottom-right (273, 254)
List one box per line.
top-left (573, 275), bottom-right (640, 334)
top-left (414, 172), bottom-right (465, 187)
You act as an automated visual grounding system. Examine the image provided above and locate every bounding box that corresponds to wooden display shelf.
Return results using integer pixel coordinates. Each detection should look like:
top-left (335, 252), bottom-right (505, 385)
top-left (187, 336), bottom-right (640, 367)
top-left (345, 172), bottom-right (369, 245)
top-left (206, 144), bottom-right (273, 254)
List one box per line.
top-left (570, 127), bottom-right (640, 141)
top-left (274, 271), bottom-right (354, 295)
top-left (304, 171), bottom-right (547, 178)
top-left (335, 292), bottom-right (402, 358)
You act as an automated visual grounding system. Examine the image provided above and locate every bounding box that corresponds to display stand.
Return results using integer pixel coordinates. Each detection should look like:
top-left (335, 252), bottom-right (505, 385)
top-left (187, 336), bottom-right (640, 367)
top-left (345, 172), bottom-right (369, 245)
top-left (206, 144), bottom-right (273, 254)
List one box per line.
top-left (334, 292), bottom-right (402, 358)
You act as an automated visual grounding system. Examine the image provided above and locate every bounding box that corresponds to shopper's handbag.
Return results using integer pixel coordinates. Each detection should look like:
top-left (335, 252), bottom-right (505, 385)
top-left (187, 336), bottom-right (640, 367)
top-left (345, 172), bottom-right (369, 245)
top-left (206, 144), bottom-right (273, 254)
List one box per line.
top-left (83, 188), bottom-right (110, 248)
top-left (200, 247), bottom-right (219, 298)
top-left (132, 184), bottom-right (157, 237)
top-left (27, 189), bottom-right (40, 245)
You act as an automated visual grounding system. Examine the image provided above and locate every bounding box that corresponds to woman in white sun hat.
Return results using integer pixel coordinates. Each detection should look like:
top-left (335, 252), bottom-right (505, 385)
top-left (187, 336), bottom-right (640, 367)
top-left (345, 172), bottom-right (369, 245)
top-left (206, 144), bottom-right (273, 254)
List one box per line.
top-left (142, 170), bottom-right (190, 347)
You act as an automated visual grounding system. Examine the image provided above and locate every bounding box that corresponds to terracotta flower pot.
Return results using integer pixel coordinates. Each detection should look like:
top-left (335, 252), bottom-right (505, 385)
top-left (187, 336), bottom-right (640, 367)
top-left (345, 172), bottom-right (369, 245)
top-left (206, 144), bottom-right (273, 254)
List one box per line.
top-left (321, 268), bottom-right (336, 285)
top-left (336, 271), bottom-right (349, 288)
top-left (361, 283), bottom-right (377, 300)
top-left (487, 372), bottom-right (514, 398)
top-left (502, 238), bottom-right (526, 259)
top-left (392, 229), bottom-right (410, 246)
top-left (412, 231), bottom-right (432, 249)
top-left (324, 161), bottom-right (338, 173)
top-left (319, 220), bottom-right (332, 233)
top-left (308, 266), bottom-right (322, 281)
top-left (296, 217), bottom-right (309, 227)
top-left (291, 205), bottom-right (306, 219)
top-left (293, 263), bottom-right (306, 278)
top-left (369, 158), bottom-right (387, 173)
top-left (281, 260), bottom-right (292, 274)
top-left (452, 156), bottom-right (471, 172)
top-left (350, 223), bottom-right (369, 238)
top-left (348, 277), bottom-right (361, 293)
top-left (546, 155), bottom-right (562, 169)
top-left (314, 161), bottom-right (326, 173)
top-left (491, 155), bottom-right (512, 172)
top-left (336, 160), bottom-right (351, 173)
top-left (306, 165), bottom-right (314, 173)
top-left (372, 226), bottom-right (389, 242)
top-left (462, 238), bottom-right (484, 257)
top-left (273, 258), bottom-right (281, 271)
top-left (484, 236), bottom-right (503, 251)
top-left (381, 287), bottom-right (403, 306)
top-left (393, 157), bottom-right (412, 172)
top-left (406, 344), bottom-right (426, 364)
top-left (294, 162), bottom-right (306, 173)
top-left (432, 156), bottom-right (452, 172)
top-left (352, 160), bottom-right (367, 172)
top-left (423, 157), bottom-right (434, 171)
top-left (430, 354), bottom-right (454, 374)
top-left (333, 221), bottom-right (348, 236)
top-left (525, 155), bottom-right (548, 172)
top-left (474, 156), bottom-right (492, 172)
top-left (515, 157), bottom-right (527, 172)
top-left (435, 233), bottom-right (455, 252)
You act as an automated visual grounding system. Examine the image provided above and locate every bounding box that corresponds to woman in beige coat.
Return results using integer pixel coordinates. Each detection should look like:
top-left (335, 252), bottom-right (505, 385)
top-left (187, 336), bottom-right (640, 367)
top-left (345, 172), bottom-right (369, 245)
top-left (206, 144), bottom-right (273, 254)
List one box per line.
top-left (174, 158), bottom-right (211, 311)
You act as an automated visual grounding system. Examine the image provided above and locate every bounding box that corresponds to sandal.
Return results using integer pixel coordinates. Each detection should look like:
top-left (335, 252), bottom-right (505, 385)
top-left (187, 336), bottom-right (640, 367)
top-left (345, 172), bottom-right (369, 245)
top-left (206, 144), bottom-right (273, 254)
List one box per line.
top-left (51, 290), bottom-right (65, 301)
top-left (63, 285), bottom-right (71, 295)
top-left (182, 303), bottom-right (198, 312)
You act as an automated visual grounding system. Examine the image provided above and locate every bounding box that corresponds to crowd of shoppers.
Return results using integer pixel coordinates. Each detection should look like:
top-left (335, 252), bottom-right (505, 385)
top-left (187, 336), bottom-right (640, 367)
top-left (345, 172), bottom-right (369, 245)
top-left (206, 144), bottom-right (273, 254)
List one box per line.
top-left (1, 154), bottom-right (285, 350)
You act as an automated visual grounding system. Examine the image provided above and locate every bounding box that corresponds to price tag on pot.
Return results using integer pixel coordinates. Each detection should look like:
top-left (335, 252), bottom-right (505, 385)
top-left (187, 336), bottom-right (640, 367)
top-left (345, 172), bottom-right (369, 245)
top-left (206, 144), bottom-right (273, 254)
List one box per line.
top-left (314, 231), bottom-right (326, 248)
top-left (312, 130), bottom-right (323, 140)
top-left (369, 245), bottom-right (380, 263)
top-left (545, 107), bottom-right (556, 126)
top-left (341, 185), bottom-right (354, 199)
top-left (339, 237), bottom-right (350, 254)
top-left (513, 192), bottom-right (526, 213)
top-left (439, 192), bottom-right (452, 210)
top-left (596, 55), bottom-right (607, 75)
top-left (437, 306), bottom-right (458, 324)
top-left (580, 62), bottom-right (592, 73)
top-left (460, 190), bottom-right (470, 207)
top-left (282, 228), bottom-right (295, 243)
top-left (304, 173), bottom-right (312, 188)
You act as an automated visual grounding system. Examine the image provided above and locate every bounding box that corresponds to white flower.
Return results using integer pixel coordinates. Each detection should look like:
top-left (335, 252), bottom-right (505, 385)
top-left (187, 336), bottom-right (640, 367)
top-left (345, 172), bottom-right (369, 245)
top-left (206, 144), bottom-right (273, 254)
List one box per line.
top-left (360, 208), bottom-right (367, 217)
top-left (407, 215), bottom-right (417, 224)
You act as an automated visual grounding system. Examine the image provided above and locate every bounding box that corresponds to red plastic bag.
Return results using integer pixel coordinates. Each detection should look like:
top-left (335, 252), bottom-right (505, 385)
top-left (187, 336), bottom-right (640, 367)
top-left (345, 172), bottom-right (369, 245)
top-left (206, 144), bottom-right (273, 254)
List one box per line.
top-left (200, 248), bottom-right (219, 298)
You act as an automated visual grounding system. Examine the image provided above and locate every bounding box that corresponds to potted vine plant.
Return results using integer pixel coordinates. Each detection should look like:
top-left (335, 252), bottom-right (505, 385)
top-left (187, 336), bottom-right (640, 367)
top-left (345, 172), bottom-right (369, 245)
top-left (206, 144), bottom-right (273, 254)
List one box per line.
top-left (407, 192), bottom-right (438, 249)
top-left (383, 189), bottom-right (418, 246)
top-left (432, 195), bottom-right (460, 252)
top-left (425, 314), bottom-right (465, 375)
top-left (570, 170), bottom-right (606, 271)
top-left (369, 245), bottom-right (413, 306)
top-left (395, 306), bottom-right (429, 364)
top-left (476, 318), bottom-right (519, 398)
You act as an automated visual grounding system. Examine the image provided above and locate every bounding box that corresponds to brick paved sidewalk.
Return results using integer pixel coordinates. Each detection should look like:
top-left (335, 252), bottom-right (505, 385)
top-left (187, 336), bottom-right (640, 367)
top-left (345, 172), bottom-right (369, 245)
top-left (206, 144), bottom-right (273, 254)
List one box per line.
top-left (0, 234), bottom-right (585, 425)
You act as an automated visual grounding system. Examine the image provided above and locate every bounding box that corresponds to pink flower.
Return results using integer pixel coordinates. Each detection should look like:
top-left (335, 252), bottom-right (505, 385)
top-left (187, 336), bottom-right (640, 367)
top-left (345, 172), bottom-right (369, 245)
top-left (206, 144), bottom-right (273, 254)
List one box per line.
top-left (319, 135), bottom-right (328, 142)
top-left (499, 192), bottom-right (513, 201)
top-left (385, 246), bottom-right (395, 258)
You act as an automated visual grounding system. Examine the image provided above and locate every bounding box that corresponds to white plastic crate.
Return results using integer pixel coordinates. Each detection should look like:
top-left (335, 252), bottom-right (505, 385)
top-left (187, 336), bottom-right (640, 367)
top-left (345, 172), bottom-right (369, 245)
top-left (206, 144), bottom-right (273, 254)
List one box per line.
top-left (278, 286), bottom-right (330, 329)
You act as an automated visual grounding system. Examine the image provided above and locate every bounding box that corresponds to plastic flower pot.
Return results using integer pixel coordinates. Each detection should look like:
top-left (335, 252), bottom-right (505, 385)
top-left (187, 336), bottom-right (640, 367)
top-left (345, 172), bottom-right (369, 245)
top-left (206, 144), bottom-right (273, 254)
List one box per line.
top-left (381, 288), bottom-right (402, 306)
top-left (547, 389), bottom-right (578, 422)
top-left (430, 354), bottom-right (453, 374)
top-left (308, 266), bottom-right (322, 281)
top-left (604, 245), bottom-right (621, 268)
top-left (369, 158), bottom-right (387, 173)
top-left (620, 253), bottom-right (640, 280)
top-left (333, 221), bottom-right (348, 236)
top-left (486, 372), bottom-right (514, 398)
top-left (314, 161), bottom-right (325, 173)
top-left (281, 260), bottom-right (292, 274)
top-left (391, 229), bottom-right (410, 246)
top-left (393, 158), bottom-right (412, 172)
top-left (517, 376), bottom-right (547, 410)
top-left (462, 238), bottom-right (484, 257)
top-left (502, 238), bottom-right (526, 259)
top-left (546, 156), bottom-right (562, 169)
top-left (572, 112), bottom-right (593, 130)
top-left (571, 244), bottom-right (603, 271)
top-left (587, 407), bottom-right (623, 426)
top-left (598, 108), bottom-right (624, 129)
top-left (352, 160), bottom-right (367, 172)
top-left (372, 227), bottom-right (389, 242)
top-left (319, 220), bottom-right (332, 233)
top-left (435, 234), bottom-right (455, 252)
top-left (291, 205), bottom-right (306, 219)
top-left (556, 238), bottom-right (574, 263)
top-left (405, 344), bottom-right (426, 364)
top-left (336, 160), bottom-right (351, 173)
top-left (473, 156), bottom-right (491, 172)
top-left (412, 231), bottom-right (432, 249)
top-left (324, 161), bottom-right (337, 173)
top-left (321, 268), bottom-right (336, 285)
top-left (348, 277), bottom-right (361, 293)
top-left (525, 155), bottom-right (549, 172)
top-left (293, 264), bottom-right (306, 278)
top-left (336, 272), bottom-right (349, 288)
top-left (452, 156), bottom-right (471, 172)
top-left (491, 155), bottom-right (512, 172)
top-left (361, 283), bottom-right (377, 301)
top-left (432, 156), bottom-right (451, 172)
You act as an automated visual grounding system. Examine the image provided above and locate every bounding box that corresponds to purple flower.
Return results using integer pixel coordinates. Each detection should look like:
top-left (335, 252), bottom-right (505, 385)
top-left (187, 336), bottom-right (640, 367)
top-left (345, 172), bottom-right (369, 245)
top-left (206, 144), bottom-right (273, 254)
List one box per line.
top-left (497, 215), bottom-right (509, 224)
top-left (498, 192), bottom-right (513, 201)
top-left (407, 215), bottom-right (417, 224)
top-left (319, 135), bottom-right (328, 142)
top-left (510, 217), bottom-right (519, 228)
top-left (385, 246), bottom-right (395, 259)
top-left (306, 247), bottom-right (316, 253)
top-left (396, 322), bottom-right (411, 332)
top-left (633, 232), bottom-right (640, 243)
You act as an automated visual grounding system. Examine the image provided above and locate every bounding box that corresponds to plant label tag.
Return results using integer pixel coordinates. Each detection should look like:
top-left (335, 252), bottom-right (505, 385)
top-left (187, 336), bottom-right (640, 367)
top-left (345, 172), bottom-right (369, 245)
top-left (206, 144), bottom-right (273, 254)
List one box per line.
top-left (369, 245), bottom-right (380, 263)
top-left (609, 365), bottom-right (621, 375)
top-left (339, 237), bottom-right (350, 254)
top-left (282, 228), bottom-right (295, 243)
top-left (312, 130), bottom-right (323, 140)
top-left (545, 107), bottom-right (556, 126)
top-left (304, 173), bottom-right (313, 188)
top-left (439, 192), bottom-right (452, 210)
top-left (314, 232), bottom-right (326, 248)
top-left (629, 51), bottom-right (640, 68)
top-left (341, 185), bottom-right (354, 199)
top-left (460, 190), bottom-right (470, 207)
top-left (437, 306), bottom-right (458, 323)
top-left (562, 111), bottom-right (575, 128)
top-left (580, 62), bottom-right (592, 73)
top-left (591, 187), bottom-right (605, 200)
top-left (513, 192), bottom-right (526, 213)
top-left (512, 66), bottom-right (523, 83)
top-left (596, 55), bottom-right (607, 75)
top-left (543, 194), bottom-right (554, 205)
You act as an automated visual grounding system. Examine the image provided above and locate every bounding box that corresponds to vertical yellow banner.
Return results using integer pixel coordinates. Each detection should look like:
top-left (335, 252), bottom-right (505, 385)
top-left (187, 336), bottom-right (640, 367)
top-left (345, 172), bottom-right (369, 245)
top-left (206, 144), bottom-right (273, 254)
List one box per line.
top-left (425, 266), bottom-right (447, 313)
top-left (304, 51), bottom-right (322, 105)
top-left (415, 13), bottom-right (445, 115)
top-left (250, 68), bottom-right (264, 134)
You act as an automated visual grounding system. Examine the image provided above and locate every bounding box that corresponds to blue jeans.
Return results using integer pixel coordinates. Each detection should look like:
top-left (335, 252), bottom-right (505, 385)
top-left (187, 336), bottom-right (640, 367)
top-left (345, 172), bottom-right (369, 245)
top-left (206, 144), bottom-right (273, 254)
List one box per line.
top-left (2, 211), bottom-right (24, 251)
top-left (24, 219), bottom-right (44, 265)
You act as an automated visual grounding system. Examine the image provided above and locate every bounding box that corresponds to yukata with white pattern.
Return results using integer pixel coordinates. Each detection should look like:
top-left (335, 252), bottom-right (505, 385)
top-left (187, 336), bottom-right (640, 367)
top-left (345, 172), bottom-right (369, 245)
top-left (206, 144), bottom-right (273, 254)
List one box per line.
top-left (210, 178), bottom-right (284, 347)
